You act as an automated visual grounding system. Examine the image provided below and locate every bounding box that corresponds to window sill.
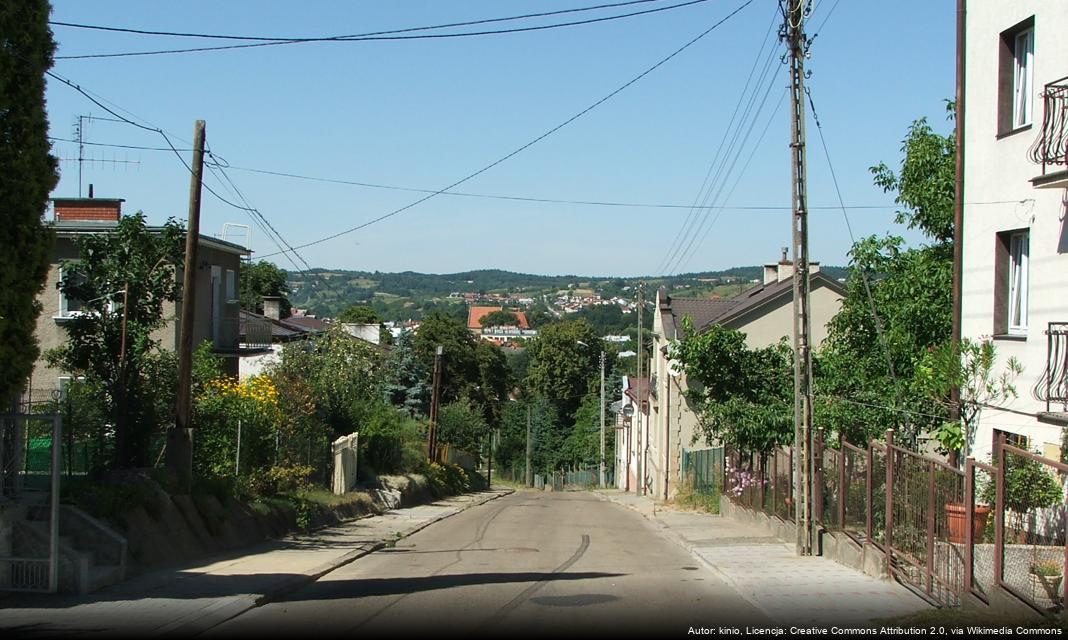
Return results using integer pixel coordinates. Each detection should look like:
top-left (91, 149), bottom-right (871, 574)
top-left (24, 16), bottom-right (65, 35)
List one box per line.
top-left (996, 124), bottom-right (1032, 140)
top-left (992, 333), bottom-right (1027, 342)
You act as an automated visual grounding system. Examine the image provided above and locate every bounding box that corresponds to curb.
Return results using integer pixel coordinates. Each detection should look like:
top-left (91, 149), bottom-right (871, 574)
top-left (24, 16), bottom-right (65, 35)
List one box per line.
top-left (188, 488), bottom-right (514, 636)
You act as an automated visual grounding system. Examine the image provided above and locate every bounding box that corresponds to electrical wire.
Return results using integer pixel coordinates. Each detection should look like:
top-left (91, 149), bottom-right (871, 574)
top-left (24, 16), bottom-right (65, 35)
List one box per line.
top-left (659, 15), bottom-right (783, 276)
top-left (654, 5), bottom-right (779, 275)
top-left (806, 84), bottom-right (905, 424)
top-left (257, 0), bottom-right (755, 260)
top-left (51, 0), bottom-right (673, 41)
top-left (54, 0), bottom-right (715, 60)
top-left (44, 67), bottom-right (322, 273)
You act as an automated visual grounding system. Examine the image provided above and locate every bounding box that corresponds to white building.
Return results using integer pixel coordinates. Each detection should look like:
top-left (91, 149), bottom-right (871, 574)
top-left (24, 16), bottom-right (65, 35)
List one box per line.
top-left (962, 1), bottom-right (1068, 462)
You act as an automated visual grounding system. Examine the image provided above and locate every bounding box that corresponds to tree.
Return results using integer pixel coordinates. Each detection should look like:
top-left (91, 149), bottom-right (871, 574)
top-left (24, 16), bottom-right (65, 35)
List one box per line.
top-left (411, 311), bottom-right (479, 405)
top-left (381, 329), bottom-right (430, 417)
top-left (437, 398), bottom-right (488, 460)
top-left (670, 321), bottom-right (794, 453)
top-left (479, 309), bottom-right (520, 327)
top-left (816, 107), bottom-right (956, 448)
top-left (241, 261), bottom-right (290, 316)
top-left (271, 325), bottom-right (382, 440)
top-left (524, 319), bottom-right (603, 421)
top-left (915, 337), bottom-right (1022, 459)
top-left (558, 392), bottom-right (605, 469)
top-left (472, 340), bottom-right (510, 428)
top-left (338, 305), bottom-right (380, 324)
top-left (0, 0), bottom-right (58, 403)
top-left (48, 213), bottom-right (185, 468)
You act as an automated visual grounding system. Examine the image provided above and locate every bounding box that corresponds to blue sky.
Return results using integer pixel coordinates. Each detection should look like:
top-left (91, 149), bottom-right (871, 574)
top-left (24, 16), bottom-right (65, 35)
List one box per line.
top-left (44, 0), bottom-right (956, 277)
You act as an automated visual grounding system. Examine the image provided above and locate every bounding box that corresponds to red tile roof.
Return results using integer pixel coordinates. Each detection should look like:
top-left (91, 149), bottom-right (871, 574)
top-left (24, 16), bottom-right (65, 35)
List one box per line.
top-left (467, 306), bottom-right (530, 330)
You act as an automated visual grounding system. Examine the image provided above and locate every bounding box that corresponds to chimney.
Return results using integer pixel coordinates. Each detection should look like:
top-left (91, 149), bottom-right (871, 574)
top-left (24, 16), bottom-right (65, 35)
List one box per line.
top-left (763, 262), bottom-right (779, 285)
top-left (262, 296), bottom-right (282, 321)
top-left (52, 196), bottom-right (124, 222)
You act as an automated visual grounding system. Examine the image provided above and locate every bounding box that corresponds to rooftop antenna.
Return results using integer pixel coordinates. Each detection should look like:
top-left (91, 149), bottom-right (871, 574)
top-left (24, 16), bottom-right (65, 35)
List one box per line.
top-left (220, 223), bottom-right (252, 254)
top-left (70, 115), bottom-right (141, 195)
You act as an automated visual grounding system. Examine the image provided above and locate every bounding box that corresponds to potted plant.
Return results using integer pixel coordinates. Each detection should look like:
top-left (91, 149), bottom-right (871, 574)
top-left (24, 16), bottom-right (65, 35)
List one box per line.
top-left (1030, 559), bottom-right (1064, 609)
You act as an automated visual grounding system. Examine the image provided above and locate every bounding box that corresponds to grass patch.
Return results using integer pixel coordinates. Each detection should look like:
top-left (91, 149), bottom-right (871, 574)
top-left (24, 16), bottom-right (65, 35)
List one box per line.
top-left (670, 477), bottom-right (720, 514)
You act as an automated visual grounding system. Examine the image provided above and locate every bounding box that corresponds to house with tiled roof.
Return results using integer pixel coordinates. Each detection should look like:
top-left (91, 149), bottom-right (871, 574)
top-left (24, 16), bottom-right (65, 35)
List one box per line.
top-left (466, 306), bottom-right (537, 347)
top-left (632, 253), bottom-right (844, 500)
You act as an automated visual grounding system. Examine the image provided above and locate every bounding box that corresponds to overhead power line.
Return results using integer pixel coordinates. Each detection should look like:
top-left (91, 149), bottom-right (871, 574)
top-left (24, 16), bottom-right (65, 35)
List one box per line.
top-left (44, 67), bottom-right (314, 268)
top-left (655, 5), bottom-right (780, 276)
top-left (52, 0), bottom-right (672, 41)
top-left (257, 0), bottom-right (756, 260)
top-left (54, 0), bottom-right (715, 60)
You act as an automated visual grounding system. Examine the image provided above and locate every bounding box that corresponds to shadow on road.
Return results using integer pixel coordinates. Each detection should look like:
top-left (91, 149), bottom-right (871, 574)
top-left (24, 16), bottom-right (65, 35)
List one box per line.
top-left (279, 571), bottom-right (626, 602)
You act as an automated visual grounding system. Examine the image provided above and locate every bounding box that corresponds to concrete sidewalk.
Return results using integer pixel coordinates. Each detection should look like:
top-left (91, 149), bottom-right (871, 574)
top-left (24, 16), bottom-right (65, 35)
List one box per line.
top-left (595, 489), bottom-right (932, 626)
top-left (0, 489), bottom-right (512, 638)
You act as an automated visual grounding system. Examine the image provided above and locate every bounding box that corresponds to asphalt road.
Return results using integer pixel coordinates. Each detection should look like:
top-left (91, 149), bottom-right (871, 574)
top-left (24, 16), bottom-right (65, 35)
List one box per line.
top-left (207, 490), bottom-right (769, 638)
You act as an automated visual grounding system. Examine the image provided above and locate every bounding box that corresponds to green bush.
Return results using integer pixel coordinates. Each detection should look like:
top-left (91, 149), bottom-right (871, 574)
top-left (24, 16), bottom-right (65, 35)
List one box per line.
top-left (424, 461), bottom-right (470, 496)
top-left (242, 464), bottom-right (315, 497)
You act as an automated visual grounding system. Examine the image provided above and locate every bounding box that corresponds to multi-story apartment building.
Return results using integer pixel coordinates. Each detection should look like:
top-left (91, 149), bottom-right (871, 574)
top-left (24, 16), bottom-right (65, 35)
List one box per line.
top-left (961, 2), bottom-right (1068, 461)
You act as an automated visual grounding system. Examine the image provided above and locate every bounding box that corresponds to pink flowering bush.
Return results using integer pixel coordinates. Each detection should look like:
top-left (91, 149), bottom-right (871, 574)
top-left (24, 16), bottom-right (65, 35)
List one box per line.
top-left (725, 458), bottom-right (765, 497)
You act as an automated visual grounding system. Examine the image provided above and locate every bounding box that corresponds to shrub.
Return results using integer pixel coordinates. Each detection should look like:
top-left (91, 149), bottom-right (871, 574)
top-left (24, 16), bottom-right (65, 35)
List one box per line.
top-left (242, 464), bottom-right (315, 497)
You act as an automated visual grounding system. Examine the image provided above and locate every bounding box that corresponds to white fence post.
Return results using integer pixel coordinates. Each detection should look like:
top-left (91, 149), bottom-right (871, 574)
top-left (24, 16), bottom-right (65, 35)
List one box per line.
top-left (332, 432), bottom-right (359, 495)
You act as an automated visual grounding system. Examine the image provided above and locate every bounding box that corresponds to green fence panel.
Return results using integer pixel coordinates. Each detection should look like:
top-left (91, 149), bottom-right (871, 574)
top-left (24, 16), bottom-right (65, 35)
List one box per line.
top-left (682, 447), bottom-right (723, 496)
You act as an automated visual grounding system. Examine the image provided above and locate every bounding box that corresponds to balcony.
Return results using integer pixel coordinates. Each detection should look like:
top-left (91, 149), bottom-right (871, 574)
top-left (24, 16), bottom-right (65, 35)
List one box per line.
top-left (1028, 76), bottom-right (1068, 189)
top-left (1038, 322), bottom-right (1068, 426)
top-left (212, 314), bottom-right (272, 355)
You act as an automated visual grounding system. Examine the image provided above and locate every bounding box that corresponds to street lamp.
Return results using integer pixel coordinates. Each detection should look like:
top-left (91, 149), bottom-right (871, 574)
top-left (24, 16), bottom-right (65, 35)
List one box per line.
top-left (577, 340), bottom-right (607, 488)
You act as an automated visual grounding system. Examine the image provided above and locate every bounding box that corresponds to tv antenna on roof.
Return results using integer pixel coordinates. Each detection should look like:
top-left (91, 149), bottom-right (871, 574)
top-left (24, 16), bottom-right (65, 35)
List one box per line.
top-left (70, 115), bottom-right (141, 195)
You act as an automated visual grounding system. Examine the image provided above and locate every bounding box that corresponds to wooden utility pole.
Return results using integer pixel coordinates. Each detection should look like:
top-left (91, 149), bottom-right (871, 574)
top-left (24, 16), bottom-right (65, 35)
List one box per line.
top-left (169, 120), bottom-right (206, 491)
top-left (116, 283), bottom-right (129, 466)
top-left (427, 346), bottom-right (443, 462)
top-left (785, 1), bottom-right (815, 556)
top-left (949, 0), bottom-right (967, 467)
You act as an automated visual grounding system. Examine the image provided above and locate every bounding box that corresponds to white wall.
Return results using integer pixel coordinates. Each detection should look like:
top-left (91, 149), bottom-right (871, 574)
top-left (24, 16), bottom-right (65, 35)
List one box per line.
top-left (962, 1), bottom-right (1068, 462)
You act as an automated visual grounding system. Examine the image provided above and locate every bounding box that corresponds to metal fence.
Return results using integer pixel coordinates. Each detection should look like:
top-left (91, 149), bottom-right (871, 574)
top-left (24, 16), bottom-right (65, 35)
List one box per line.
top-left (725, 431), bottom-right (1068, 613)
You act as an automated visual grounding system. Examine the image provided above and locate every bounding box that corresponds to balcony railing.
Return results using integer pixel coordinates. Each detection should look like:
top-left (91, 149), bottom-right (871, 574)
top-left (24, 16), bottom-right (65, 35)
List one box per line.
top-left (239, 315), bottom-right (273, 350)
top-left (212, 315), bottom-right (273, 354)
top-left (1046, 322), bottom-right (1068, 413)
top-left (1029, 76), bottom-right (1068, 187)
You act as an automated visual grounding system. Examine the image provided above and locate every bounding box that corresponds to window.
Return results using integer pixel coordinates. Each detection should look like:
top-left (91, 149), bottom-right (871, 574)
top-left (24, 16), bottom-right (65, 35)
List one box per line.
top-left (994, 428), bottom-right (1030, 452)
top-left (994, 229), bottom-right (1029, 335)
top-left (998, 17), bottom-right (1035, 135)
top-left (1012, 28), bottom-right (1034, 128)
top-left (1008, 231), bottom-right (1029, 332)
top-left (57, 266), bottom-right (85, 317)
top-left (225, 269), bottom-right (237, 303)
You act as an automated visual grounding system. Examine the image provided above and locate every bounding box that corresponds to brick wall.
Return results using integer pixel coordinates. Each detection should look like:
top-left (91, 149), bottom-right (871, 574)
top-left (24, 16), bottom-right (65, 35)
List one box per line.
top-left (53, 199), bottom-right (122, 222)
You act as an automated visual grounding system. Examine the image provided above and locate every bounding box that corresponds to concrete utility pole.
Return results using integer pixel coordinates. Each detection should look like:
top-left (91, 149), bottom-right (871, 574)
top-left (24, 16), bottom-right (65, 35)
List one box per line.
top-left (427, 346), bottom-right (444, 462)
top-left (636, 282), bottom-right (645, 496)
top-left (784, 1), bottom-right (816, 556)
top-left (599, 350), bottom-right (606, 488)
top-left (169, 120), bottom-right (206, 491)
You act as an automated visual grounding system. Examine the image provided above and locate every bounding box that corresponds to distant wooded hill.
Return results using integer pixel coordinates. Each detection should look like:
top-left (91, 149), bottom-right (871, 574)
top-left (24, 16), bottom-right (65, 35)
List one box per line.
top-left (286, 266), bottom-right (849, 321)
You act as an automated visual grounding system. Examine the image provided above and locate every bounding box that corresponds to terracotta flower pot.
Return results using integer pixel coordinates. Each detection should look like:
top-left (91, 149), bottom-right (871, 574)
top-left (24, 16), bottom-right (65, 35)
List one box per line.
top-left (945, 502), bottom-right (991, 543)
